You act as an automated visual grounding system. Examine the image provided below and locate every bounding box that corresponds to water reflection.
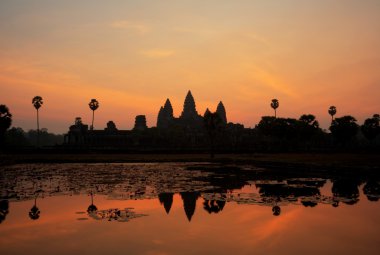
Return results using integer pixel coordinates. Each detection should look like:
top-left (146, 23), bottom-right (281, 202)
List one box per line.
top-left (88, 208), bottom-right (147, 222)
top-left (28, 196), bottom-right (40, 220)
top-left (363, 180), bottom-right (380, 202)
top-left (0, 200), bottom-right (9, 224)
top-left (87, 191), bottom-right (97, 213)
top-left (203, 199), bottom-right (225, 214)
top-left (84, 190), bottom-right (147, 222)
top-left (332, 178), bottom-right (361, 206)
top-left (158, 192), bottom-right (173, 214)
top-left (0, 163), bottom-right (380, 223)
top-left (180, 192), bottom-right (200, 221)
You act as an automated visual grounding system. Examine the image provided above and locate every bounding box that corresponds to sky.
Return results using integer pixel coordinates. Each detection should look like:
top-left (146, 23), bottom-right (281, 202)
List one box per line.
top-left (0, 0), bottom-right (379, 133)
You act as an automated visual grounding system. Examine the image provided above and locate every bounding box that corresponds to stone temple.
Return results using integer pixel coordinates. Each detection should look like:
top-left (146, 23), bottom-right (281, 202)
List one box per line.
top-left (157, 90), bottom-right (227, 129)
top-left (65, 90), bottom-right (230, 149)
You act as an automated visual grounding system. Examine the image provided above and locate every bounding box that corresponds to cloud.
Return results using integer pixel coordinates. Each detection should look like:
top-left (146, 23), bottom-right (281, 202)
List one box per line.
top-left (110, 20), bottom-right (149, 34)
top-left (140, 49), bottom-right (175, 58)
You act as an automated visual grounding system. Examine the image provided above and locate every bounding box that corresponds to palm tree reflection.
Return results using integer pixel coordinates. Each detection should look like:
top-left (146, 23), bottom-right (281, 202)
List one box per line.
top-left (272, 205), bottom-right (281, 216)
top-left (29, 196), bottom-right (40, 220)
top-left (87, 191), bottom-right (98, 213)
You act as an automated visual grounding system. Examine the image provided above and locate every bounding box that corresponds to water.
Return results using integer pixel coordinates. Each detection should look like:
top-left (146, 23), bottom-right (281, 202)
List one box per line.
top-left (1, 163), bottom-right (379, 255)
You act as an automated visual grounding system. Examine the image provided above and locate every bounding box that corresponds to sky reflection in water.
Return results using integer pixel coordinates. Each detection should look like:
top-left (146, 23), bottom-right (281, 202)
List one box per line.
top-left (0, 163), bottom-right (380, 255)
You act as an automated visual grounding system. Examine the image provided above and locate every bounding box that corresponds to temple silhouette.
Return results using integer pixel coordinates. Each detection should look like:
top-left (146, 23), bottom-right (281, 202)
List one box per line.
top-left (64, 90), bottom-right (234, 150)
top-left (157, 91), bottom-right (227, 129)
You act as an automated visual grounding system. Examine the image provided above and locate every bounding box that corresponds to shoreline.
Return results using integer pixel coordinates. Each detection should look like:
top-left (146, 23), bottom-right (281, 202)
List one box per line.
top-left (1, 153), bottom-right (379, 172)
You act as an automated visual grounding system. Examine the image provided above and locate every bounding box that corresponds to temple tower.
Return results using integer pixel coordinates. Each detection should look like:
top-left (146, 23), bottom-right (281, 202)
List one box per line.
top-left (157, 98), bottom-right (174, 128)
top-left (134, 115), bottom-right (147, 131)
top-left (163, 99), bottom-right (173, 117)
top-left (204, 108), bottom-right (211, 117)
top-left (180, 90), bottom-right (198, 119)
top-left (216, 101), bottom-right (227, 124)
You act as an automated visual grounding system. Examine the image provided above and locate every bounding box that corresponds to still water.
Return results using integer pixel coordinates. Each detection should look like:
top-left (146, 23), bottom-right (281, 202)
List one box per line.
top-left (1, 163), bottom-right (379, 255)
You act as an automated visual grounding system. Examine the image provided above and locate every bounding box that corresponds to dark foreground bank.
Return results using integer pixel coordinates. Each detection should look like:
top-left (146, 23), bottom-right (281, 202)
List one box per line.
top-left (1, 152), bottom-right (379, 174)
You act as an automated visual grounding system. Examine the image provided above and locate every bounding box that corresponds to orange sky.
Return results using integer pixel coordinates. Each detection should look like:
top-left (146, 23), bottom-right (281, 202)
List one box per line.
top-left (0, 0), bottom-right (379, 133)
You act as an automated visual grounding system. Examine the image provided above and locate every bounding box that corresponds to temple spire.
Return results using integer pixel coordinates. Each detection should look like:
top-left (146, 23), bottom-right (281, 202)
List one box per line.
top-left (181, 90), bottom-right (198, 118)
top-left (157, 98), bottom-right (174, 128)
top-left (164, 98), bottom-right (173, 117)
top-left (216, 101), bottom-right (227, 124)
top-left (204, 108), bottom-right (211, 117)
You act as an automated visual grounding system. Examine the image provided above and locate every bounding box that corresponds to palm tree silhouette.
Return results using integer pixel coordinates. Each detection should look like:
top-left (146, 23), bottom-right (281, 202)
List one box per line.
top-left (32, 96), bottom-right (43, 147)
top-left (0, 105), bottom-right (12, 148)
top-left (271, 99), bottom-right (279, 118)
top-left (88, 99), bottom-right (99, 130)
top-left (328, 106), bottom-right (337, 121)
top-left (29, 196), bottom-right (41, 220)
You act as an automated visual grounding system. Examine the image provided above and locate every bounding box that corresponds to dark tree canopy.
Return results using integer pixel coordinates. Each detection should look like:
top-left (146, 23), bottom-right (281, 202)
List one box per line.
top-left (361, 114), bottom-right (380, 141)
top-left (299, 114), bottom-right (319, 128)
top-left (5, 127), bottom-right (29, 147)
top-left (257, 116), bottom-right (298, 139)
top-left (298, 114), bottom-right (321, 140)
top-left (329, 116), bottom-right (359, 143)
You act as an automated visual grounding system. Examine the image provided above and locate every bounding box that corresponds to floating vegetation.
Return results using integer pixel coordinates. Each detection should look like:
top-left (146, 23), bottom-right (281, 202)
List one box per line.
top-left (88, 208), bottom-right (147, 222)
top-left (0, 163), bottom-right (378, 209)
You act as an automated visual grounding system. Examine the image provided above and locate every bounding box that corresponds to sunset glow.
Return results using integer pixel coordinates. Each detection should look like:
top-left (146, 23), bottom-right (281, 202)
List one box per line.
top-left (1, 0), bottom-right (379, 133)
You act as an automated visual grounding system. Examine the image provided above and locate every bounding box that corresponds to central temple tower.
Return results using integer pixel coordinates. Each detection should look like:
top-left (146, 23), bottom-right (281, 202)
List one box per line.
top-left (180, 90), bottom-right (198, 119)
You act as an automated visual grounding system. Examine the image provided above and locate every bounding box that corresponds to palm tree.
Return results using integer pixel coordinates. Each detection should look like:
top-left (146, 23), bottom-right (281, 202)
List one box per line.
top-left (328, 106), bottom-right (337, 121)
top-left (32, 96), bottom-right (43, 147)
top-left (0, 105), bottom-right (12, 148)
top-left (271, 99), bottom-right (279, 118)
top-left (88, 99), bottom-right (99, 130)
